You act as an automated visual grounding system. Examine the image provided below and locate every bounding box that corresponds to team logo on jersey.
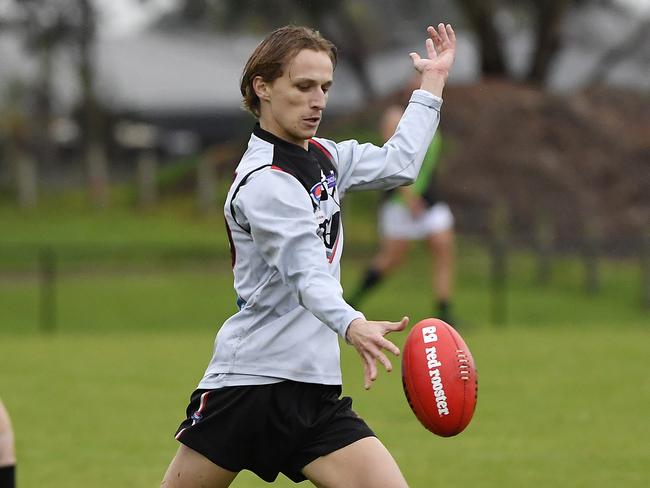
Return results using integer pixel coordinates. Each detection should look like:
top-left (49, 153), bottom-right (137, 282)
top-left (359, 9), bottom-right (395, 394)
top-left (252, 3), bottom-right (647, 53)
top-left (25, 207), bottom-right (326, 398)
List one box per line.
top-left (309, 170), bottom-right (337, 205)
top-left (319, 212), bottom-right (341, 262)
top-left (311, 170), bottom-right (341, 262)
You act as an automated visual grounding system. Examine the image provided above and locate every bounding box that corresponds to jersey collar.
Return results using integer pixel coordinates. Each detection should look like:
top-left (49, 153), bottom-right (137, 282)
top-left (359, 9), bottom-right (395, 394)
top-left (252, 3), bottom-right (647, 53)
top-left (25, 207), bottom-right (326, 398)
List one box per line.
top-left (253, 123), bottom-right (309, 154)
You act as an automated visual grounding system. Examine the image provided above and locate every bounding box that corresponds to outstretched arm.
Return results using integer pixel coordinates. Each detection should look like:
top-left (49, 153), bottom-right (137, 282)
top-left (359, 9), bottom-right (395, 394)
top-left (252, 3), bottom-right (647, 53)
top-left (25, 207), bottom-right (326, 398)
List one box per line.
top-left (320, 23), bottom-right (457, 196)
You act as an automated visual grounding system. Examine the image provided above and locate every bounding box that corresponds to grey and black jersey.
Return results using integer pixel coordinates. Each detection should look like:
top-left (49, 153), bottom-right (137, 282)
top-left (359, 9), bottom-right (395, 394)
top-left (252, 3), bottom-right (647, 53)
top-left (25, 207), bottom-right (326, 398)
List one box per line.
top-left (199, 89), bottom-right (443, 388)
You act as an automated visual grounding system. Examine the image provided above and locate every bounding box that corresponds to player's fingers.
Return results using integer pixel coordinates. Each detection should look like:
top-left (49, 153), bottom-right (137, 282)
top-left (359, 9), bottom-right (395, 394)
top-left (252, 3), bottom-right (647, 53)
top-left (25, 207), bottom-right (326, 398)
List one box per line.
top-left (397, 316), bottom-right (409, 331)
top-left (375, 349), bottom-right (393, 373)
top-left (428, 24), bottom-right (442, 44)
top-left (383, 316), bottom-right (409, 334)
top-left (446, 24), bottom-right (456, 45)
top-left (425, 37), bottom-right (437, 60)
top-left (409, 52), bottom-right (421, 67)
top-left (360, 350), bottom-right (371, 389)
top-left (437, 22), bottom-right (449, 45)
top-left (378, 336), bottom-right (400, 357)
top-left (363, 351), bottom-right (377, 389)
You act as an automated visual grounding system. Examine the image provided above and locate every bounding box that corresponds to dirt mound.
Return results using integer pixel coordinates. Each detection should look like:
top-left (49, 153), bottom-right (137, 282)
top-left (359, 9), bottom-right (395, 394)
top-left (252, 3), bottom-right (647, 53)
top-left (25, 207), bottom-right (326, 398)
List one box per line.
top-left (439, 80), bottom-right (650, 252)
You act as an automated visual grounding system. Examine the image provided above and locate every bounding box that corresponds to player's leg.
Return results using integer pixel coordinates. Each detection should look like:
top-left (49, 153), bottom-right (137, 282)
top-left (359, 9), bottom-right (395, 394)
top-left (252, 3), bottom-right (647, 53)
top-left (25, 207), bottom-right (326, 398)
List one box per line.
top-left (348, 199), bottom-right (416, 307)
top-left (374, 238), bottom-right (411, 273)
top-left (161, 444), bottom-right (238, 488)
top-left (348, 239), bottom-right (410, 307)
top-left (0, 400), bottom-right (16, 488)
top-left (426, 227), bottom-right (455, 321)
top-left (302, 437), bottom-right (408, 488)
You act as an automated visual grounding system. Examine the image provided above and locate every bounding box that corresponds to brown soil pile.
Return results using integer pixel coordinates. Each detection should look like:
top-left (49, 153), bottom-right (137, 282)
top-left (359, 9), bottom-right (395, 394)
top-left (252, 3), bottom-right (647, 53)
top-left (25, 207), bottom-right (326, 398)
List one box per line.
top-left (439, 80), bottom-right (649, 252)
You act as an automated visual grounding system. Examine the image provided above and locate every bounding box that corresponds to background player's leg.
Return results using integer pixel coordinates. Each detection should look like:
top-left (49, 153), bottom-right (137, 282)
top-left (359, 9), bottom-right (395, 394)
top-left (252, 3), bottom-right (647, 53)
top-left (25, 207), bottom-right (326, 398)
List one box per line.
top-left (302, 437), bottom-right (408, 488)
top-left (348, 239), bottom-right (410, 307)
top-left (426, 227), bottom-right (455, 322)
top-left (373, 238), bottom-right (411, 273)
top-left (161, 445), bottom-right (237, 488)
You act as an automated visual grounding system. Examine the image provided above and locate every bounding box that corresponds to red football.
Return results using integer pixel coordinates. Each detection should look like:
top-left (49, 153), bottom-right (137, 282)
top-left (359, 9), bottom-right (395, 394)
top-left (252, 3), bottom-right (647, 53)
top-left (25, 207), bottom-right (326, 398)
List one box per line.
top-left (401, 318), bottom-right (478, 437)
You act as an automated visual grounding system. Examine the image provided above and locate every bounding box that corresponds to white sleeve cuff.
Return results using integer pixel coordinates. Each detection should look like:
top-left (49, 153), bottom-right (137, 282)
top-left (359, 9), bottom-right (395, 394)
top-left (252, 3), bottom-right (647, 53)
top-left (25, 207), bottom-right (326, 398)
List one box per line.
top-left (409, 89), bottom-right (443, 111)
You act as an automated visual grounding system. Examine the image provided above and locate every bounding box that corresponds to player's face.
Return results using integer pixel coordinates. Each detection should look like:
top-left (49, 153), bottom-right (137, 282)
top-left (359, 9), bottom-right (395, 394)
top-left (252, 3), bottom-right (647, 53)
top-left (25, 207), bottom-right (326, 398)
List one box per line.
top-left (256, 49), bottom-right (333, 148)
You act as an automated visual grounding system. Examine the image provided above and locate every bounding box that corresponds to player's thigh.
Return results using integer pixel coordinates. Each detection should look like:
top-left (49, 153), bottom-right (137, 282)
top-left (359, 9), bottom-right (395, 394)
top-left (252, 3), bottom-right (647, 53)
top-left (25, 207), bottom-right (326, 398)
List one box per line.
top-left (302, 437), bottom-right (408, 488)
top-left (375, 239), bottom-right (411, 270)
top-left (426, 228), bottom-right (454, 255)
top-left (161, 444), bottom-right (238, 488)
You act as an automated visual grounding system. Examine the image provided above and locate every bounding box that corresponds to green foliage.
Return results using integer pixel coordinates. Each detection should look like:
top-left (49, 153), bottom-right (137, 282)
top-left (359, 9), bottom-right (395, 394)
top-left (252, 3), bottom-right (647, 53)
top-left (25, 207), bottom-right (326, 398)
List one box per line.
top-left (156, 155), bottom-right (200, 195)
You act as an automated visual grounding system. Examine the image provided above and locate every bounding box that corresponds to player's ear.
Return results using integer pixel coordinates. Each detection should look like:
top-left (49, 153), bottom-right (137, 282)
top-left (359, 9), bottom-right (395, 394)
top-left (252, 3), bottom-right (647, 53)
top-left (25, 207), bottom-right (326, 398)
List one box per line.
top-left (253, 76), bottom-right (271, 102)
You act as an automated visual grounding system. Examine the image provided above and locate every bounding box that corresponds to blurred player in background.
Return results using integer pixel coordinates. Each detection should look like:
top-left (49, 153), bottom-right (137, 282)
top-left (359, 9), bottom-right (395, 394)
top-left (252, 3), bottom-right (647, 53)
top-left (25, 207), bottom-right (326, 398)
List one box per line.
top-left (0, 400), bottom-right (16, 488)
top-left (162, 22), bottom-right (456, 488)
top-left (348, 75), bottom-right (457, 325)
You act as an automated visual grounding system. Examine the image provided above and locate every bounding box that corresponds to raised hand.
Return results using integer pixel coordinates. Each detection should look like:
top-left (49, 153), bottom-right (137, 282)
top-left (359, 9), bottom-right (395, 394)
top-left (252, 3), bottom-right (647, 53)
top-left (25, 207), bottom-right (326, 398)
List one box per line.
top-left (346, 316), bottom-right (409, 390)
top-left (409, 23), bottom-right (456, 97)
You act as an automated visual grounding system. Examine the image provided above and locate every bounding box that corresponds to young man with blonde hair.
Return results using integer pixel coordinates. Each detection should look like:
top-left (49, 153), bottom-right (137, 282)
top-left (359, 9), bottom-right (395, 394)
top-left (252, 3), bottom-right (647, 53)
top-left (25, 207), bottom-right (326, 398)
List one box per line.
top-left (162, 22), bottom-right (456, 487)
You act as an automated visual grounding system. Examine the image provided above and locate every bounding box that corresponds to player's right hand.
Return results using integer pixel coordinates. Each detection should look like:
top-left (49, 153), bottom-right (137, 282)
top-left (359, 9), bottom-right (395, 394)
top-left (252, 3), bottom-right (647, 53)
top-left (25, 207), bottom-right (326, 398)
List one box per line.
top-left (346, 316), bottom-right (409, 390)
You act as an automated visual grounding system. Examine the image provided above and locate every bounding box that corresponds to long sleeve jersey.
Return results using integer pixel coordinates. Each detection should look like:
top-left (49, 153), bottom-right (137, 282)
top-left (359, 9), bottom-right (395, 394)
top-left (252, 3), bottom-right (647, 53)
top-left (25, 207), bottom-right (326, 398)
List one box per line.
top-left (198, 89), bottom-right (442, 388)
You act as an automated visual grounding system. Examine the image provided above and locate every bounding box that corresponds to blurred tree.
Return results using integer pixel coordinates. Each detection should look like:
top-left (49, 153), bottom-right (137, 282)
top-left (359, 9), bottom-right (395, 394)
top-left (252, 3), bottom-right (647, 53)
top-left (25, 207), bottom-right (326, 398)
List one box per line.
top-left (0, 80), bottom-right (38, 208)
top-left (586, 16), bottom-right (650, 86)
top-left (13, 0), bottom-right (63, 173)
top-left (458, 0), bottom-right (570, 82)
top-left (76, 0), bottom-right (109, 208)
top-left (1, 0), bottom-right (109, 207)
top-left (458, 0), bottom-right (646, 86)
top-left (526, 0), bottom-right (570, 83)
top-left (457, 0), bottom-right (508, 76)
top-left (149, 0), bottom-right (639, 91)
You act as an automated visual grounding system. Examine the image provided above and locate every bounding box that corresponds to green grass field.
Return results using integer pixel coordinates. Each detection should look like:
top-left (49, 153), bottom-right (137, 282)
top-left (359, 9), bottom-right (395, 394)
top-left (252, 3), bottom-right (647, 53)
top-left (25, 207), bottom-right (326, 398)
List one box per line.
top-left (1, 198), bottom-right (649, 487)
top-left (1, 325), bottom-right (648, 487)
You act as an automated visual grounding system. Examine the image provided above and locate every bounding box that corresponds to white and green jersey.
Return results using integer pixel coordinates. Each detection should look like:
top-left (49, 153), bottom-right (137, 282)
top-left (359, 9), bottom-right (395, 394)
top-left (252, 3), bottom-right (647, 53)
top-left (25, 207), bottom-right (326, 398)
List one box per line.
top-left (198, 90), bottom-right (443, 388)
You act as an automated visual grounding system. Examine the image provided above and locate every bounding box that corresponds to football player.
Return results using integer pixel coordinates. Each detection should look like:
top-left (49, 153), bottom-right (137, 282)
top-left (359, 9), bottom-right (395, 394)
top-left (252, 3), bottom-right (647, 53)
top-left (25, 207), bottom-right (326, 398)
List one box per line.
top-left (162, 22), bottom-right (456, 488)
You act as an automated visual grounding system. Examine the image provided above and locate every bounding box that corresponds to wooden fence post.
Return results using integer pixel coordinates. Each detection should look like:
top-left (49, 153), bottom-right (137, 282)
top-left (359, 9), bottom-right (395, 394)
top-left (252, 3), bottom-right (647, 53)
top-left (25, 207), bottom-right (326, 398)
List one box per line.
top-left (87, 143), bottom-right (110, 208)
top-left (137, 150), bottom-right (158, 209)
top-left (582, 219), bottom-right (601, 295)
top-left (534, 211), bottom-right (554, 286)
top-left (489, 201), bottom-right (509, 326)
top-left (39, 246), bottom-right (57, 333)
top-left (641, 229), bottom-right (650, 310)
top-left (196, 152), bottom-right (216, 214)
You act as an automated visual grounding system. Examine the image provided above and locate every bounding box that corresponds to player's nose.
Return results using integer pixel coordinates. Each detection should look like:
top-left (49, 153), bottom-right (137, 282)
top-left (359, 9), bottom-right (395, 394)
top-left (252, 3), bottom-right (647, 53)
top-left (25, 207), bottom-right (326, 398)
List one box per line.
top-left (311, 89), bottom-right (327, 110)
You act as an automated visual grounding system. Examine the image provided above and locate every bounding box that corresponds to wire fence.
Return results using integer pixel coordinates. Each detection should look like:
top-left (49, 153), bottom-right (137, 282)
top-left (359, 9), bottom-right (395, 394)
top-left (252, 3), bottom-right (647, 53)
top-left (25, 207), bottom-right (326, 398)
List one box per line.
top-left (1, 233), bottom-right (648, 334)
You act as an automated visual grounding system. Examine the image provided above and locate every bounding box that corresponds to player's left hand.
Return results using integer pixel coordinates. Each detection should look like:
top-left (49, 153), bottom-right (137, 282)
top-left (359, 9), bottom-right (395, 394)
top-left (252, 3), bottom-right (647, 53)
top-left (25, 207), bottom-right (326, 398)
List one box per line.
top-left (410, 23), bottom-right (456, 79)
top-left (346, 316), bottom-right (409, 390)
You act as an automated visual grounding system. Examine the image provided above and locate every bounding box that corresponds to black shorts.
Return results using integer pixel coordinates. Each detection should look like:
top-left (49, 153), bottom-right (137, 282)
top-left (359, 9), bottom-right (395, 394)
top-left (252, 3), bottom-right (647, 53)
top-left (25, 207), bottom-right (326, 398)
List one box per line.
top-left (174, 381), bottom-right (375, 483)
